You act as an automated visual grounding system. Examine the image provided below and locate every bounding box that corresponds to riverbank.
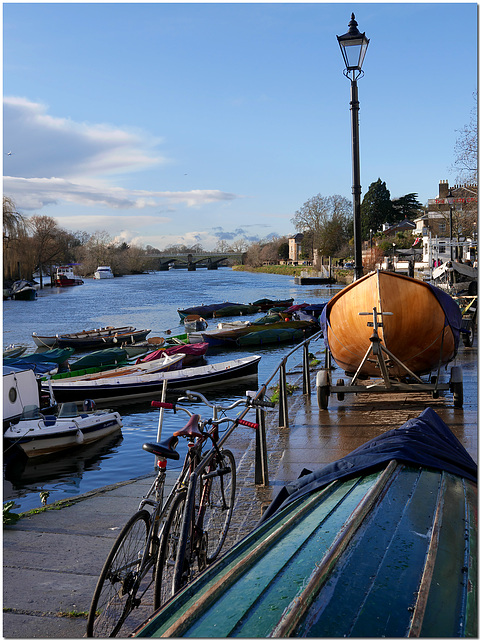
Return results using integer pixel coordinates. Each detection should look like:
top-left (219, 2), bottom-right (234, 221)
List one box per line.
top-left (232, 264), bottom-right (353, 284)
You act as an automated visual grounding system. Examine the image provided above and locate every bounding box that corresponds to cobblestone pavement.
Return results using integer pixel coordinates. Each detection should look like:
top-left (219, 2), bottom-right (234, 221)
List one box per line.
top-left (3, 341), bottom-right (476, 638)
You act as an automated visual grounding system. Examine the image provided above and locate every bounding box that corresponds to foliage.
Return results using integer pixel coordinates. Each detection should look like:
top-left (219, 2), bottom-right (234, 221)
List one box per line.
top-left (391, 193), bottom-right (424, 222)
top-left (361, 179), bottom-right (393, 239)
top-left (3, 501), bottom-right (20, 526)
top-left (291, 193), bottom-right (353, 258)
top-left (269, 382), bottom-right (298, 403)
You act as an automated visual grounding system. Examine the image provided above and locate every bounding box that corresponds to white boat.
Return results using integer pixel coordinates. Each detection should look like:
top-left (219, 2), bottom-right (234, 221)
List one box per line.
top-left (94, 266), bottom-right (114, 279)
top-left (4, 402), bottom-right (122, 458)
top-left (52, 353), bottom-right (185, 382)
top-left (3, 344), bottom-right (27, 358)
top-left (3, 366), bottom-right (56, 428)
top-left (431, 261), bottom-right (477, 295)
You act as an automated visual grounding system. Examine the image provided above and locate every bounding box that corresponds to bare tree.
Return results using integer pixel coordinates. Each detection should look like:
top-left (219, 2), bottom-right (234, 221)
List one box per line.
top-left (291, 193), bottom-right (353, 257)
top-left (453, 92), bottom-right (477, 185)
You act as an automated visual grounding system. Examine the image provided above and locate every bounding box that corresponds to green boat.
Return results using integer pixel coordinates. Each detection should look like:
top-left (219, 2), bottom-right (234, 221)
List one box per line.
top-left (212, 304), bottom-right (259, 318)
top-left (236, 327), bottom-right (304, 346)
top-left (135, 408), bottom-right (477, 638)
top-left (69, 348), bottom-right (129, 371)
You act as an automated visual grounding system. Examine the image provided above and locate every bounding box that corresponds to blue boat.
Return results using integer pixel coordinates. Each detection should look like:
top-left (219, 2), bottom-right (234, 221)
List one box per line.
top-left (135, 408), bottom-right (477, 638)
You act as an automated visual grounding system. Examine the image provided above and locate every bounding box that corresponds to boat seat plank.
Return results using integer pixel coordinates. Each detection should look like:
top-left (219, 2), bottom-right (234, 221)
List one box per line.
top-left (295, 468), bottom-right (446, 638)
top-left (418, 474), bottom-right (476, 637)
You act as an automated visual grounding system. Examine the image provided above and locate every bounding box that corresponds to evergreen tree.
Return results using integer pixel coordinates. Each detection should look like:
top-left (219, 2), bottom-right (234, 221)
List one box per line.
top-left (391, 193), bottom-right (423, 222)
top-left (361, 179), bottom-right (393, 239)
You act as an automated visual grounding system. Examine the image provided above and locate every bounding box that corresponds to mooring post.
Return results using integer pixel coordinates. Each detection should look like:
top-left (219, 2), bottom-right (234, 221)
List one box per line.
top-left (254, 389), bottom-right (269, 486)
top-left (302, 341), bottom-right (311, 396)
top-left (278, 361), bottom-right (289, 428)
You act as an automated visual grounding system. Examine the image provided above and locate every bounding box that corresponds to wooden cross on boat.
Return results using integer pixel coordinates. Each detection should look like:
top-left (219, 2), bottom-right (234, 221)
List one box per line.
top-left (351, 306), bottom-right (425, 387)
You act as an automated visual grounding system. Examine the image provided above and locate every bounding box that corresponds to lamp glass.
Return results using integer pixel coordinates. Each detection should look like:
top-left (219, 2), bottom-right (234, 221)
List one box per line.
top-left (339, 39), bottom-right (369, 70)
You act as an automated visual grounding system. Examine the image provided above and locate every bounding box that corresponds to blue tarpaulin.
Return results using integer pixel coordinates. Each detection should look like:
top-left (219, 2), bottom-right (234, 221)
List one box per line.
top-left (261, 408), bottom-right (477, 523)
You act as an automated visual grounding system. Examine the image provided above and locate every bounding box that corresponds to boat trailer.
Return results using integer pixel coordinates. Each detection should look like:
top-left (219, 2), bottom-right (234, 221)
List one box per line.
top-left (316, 307), bottom-right (464, 410)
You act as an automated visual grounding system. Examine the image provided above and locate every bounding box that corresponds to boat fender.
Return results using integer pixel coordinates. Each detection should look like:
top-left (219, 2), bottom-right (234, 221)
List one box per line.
top-left (75, 430), bottom-right (85, 444)
top-left (316, 369), bottom-right (329, 387)
top-left (450, 365), bottom-right (463, 383)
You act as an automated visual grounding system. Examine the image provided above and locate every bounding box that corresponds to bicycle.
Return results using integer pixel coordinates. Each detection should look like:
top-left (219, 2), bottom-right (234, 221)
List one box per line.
top-left (87, 389), bottom-right (272, 637)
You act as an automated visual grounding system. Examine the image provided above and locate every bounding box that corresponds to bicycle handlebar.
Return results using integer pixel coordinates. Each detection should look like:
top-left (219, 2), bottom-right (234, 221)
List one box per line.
top-left (152, 390), bottom-right (275, 413)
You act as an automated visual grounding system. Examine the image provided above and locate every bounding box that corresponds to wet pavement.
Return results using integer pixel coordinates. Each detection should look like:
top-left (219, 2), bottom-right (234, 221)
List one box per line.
top-left (3, 340), bottom-right (477, 638)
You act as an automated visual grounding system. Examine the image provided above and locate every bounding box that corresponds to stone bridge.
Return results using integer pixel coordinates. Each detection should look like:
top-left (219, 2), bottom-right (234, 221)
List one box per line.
top-left (145, 252), bottom-right (244, 271)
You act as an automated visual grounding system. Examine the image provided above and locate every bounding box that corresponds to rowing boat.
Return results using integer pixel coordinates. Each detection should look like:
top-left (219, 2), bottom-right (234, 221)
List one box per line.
top-left (134, 407), bottom-right (477, 638)
top-left (32, 326), bottom-right (136, 348)
top-left (41, 355), bottom-right (261, 404)
top-left (320, 270), bottom-right (462, 377)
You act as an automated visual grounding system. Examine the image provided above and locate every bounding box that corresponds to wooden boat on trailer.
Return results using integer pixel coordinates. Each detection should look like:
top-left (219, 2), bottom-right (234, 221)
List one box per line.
top-left (317, 270), bottom-right (464, 408)
top-left (135, 408), bottom-right (477, 638)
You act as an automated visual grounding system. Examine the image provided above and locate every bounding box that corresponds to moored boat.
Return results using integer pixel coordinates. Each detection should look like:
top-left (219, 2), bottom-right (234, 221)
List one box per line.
top-left (236, 327), bottom-right (304, 346)
top-left (57, 328), bottom-right (151, 349)
top-left (4, 367), bottom-right (56, 429)
top-left (10, 280), bottom-right (37, 300)
top-left (3, 344), bottom-right (27, 359)
top-left (4, 402), bottom-right (122, 458)
top-left (183, 315), bottom-right (208, 333)
top-left (136, 342), bottom-right (208, 367)
top-left (320, 270), bottom-right (462, 377)
top-left (135, 408), bottom-right (477, 638)
top-left (178, 302), bottom-right (252, 320)
top-left (94, 266), bottom-right (114, 279)
top-left (200, 319), bottom-right (319, 347)
top-left (46, 353), bottom-right (185, 383)
top-left (52, 265), bottom-right (84, 287)
top-left (41, 355), bottom-right (261, 404)
top-left (32, 325), bottom-right (136, 348)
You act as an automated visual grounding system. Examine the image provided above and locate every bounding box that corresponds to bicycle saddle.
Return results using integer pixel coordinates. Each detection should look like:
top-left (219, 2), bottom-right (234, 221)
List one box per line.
top-left (173, 414), bottom-right (203, 439)
top-left (142, 436), bottom-right (180, 460)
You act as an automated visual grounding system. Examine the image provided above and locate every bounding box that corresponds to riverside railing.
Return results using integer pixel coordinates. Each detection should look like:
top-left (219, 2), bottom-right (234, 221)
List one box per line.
top-left (251, 330), bottom-right (325, 486)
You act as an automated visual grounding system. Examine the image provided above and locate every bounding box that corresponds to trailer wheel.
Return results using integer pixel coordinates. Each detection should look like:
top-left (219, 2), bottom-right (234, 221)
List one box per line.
top-left (452, 381), bottom-right (464, 408)
top-left (462, 321), bottom-right (475, 347)
top-left (336, 379), bottom-right (345, 402)
top-left (317, 385), bottom-right (329, 410)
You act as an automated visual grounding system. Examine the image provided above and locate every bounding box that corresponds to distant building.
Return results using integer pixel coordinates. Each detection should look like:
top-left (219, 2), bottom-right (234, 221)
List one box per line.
top-left (382, 219), bottom-right (416, 236)
top-left (288, 233), bottom-right (303, 262)
top-left (413, 180), bottom-right (477, 267)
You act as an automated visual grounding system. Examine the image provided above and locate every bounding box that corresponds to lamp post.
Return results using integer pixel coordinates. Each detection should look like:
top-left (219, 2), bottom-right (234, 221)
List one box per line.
top-left (392, 243), bottom-right (396, 271)
top-left (446, 188), bottom-right (455, 261)
top-left (337, 13), bottom-right (369, 281)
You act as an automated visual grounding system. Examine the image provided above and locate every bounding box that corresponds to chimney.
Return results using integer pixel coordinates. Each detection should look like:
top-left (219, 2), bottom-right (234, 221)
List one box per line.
top-left (438, 180), bottom-right (449, 198)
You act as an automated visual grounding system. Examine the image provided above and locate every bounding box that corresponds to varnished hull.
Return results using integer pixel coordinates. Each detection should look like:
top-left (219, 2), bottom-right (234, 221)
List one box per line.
top-left (321, 271), bottom-right (461, 377)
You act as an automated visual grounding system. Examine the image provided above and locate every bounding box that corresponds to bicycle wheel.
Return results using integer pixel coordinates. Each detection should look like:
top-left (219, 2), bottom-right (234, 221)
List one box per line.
top-left (153, 491), bottom-right (187, 610)
top-left (200, 448), bottom-right (236, 563)
top-left (87, 510), bottom-right (150, 638)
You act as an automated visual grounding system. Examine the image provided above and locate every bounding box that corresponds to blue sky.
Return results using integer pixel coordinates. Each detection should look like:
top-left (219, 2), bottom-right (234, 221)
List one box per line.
top-left (3, 2), bottom-right (477, 250)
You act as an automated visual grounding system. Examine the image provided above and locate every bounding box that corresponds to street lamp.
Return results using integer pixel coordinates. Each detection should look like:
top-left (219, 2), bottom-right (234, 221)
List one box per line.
top-left (392, 242), bottom-right (396, 271)
top-left (446, 188), bottom-right (455, 261)
top-left (338, 13), bottom-right (370, 281)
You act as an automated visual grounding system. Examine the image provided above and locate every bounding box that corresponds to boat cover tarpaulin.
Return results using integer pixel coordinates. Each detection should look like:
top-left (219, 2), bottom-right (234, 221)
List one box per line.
top-left (261, 408), bottom-right (477, 523)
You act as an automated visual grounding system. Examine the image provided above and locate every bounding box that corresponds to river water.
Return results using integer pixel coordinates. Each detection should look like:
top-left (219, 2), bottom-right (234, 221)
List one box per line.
top-left (3, 268), bottom-right (342, 513)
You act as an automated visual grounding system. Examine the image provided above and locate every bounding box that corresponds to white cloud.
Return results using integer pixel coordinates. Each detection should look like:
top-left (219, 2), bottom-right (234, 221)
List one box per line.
top-left (3, 96), bottom-right (165, 179)
top-left (4, 176), bottom-right (239, 211)
top-left (3, 96), bottom-right (241, 213)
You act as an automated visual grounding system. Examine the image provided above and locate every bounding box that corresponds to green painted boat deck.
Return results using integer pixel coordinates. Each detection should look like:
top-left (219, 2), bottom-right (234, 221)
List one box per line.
top-left (135, 463), bottom-right (477, 638)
